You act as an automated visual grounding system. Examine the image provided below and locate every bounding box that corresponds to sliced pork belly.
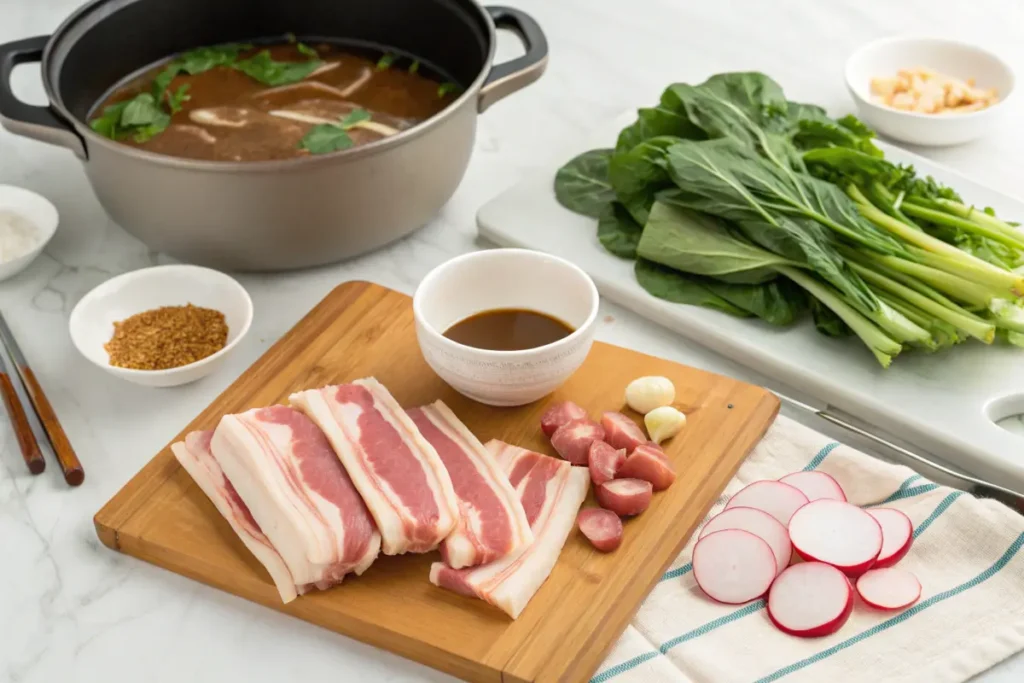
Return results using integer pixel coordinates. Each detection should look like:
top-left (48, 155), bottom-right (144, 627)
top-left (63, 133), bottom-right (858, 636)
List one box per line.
top-left (408, 401), bottom-right (533, 569)
top-left (210, 405), bottom-right (381, 588)
top-left (290, 378), bottom-right (460, 556)
top-left (171, 430), bottom-right (299, 603)
top-left (429, 441), bottom-right (590, 619)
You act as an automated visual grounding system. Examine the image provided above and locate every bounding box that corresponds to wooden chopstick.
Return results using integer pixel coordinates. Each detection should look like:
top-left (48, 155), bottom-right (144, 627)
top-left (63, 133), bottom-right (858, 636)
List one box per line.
top-left (0, 367), bottom-right (45, 474)
top-left (0, 313), bottom-right (84, 486)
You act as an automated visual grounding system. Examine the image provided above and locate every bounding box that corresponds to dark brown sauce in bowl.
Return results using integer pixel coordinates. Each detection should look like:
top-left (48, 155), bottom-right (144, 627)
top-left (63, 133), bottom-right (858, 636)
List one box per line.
top-left (88, 39), bottom-right (460, 162)
top-left (443, 309), bottom-right (575, 351)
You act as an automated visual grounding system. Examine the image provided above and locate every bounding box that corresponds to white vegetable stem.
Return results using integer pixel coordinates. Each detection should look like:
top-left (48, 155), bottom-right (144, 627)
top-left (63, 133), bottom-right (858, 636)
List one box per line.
top-left (624, 375), bottom-right (675, 414)
top-left (644, 406), bottom-right (686, 443)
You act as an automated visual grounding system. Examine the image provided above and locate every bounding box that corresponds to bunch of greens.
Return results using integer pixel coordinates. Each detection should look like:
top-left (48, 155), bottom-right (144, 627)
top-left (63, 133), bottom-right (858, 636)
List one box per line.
top-left (554, 72), bottom-right (1024, 367)
top-left (90, 38), bottom-right (322, 142)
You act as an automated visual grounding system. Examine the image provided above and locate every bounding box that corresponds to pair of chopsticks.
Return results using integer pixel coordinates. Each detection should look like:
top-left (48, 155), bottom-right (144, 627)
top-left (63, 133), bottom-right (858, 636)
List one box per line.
top-left (0, 312), bottom-right (83, 486)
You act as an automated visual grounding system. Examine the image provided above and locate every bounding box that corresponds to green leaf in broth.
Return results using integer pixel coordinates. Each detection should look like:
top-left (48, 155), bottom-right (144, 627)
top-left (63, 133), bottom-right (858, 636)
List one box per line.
top-left (437, 82), bottom-right (461, 98)
top-left (339, 108), bottom-right (371, 128)
top-left (233, 50), bottom-right (324, 86)
top-left (120, 93), bottom-right (169, 127)
top-left (299, 124), bottom-right (354, 154)
top-left (89, 101), bottom-right (129, 139)
top-left (178, 43), bottom-right (251, 75)
top-left (297, 42), bottom-right (318, 57)
top-left (377, 53), bottom-right (397, 70)
top-left (166, 84), bottom-right (191, 114)
top-left (597, 203), bottom-right (643, 259)
top-left (553, 148), bottom-right (615, 218)
top-left (408, 60), bottom-right (421, 74)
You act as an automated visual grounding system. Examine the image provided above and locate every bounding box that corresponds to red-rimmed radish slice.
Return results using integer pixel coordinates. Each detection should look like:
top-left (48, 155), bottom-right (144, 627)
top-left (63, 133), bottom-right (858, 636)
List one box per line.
top-left (788, 500), bottom-right (882, 577)
top-left (619, 444), bottom-right (676, 491)
top-left (596, 478), bottom-right (653, 516)
top-left (779, 471), bottom-right (847, 502)
top-left (692, 529), bottom-right (776, 604)
top-left (588, 441), bottom-right (626, 487)
top-left (577, 508), bottom-right (624, 552)
top-left (768, 562), bottom-right (854, 637)
top-left (866, 508), bottom-right (913, 569)
top-left (856, 567), bottom-right (921, 610)
top-left (724, 480), bottom-right (809, 525)
top-left (699, 506), bottom-right (792, 576)
top-left (601, 411), bottom-right (647, 453)
top-left (540, 401), bottom-right (589, 437)
top-left (550, 419), bottom-right (605, 465)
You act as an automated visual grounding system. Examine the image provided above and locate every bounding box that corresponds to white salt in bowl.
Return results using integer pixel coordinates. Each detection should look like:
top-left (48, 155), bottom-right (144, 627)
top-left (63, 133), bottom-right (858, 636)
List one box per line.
top-left (0, 185), bottom-right (59, 282)
top-left (69, 265), bottom-right (253, 387)
top-left (414, 248), bottom-right (600, 406)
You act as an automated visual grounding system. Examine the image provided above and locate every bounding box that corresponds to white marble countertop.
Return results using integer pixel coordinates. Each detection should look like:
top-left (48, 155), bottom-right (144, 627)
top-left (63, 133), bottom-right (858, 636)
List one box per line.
top-left (1, 0), bottom-right (1023, 681)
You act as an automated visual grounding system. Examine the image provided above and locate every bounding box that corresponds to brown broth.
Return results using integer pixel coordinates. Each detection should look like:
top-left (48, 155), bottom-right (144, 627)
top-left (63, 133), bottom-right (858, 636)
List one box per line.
top-left (443, 309), bottom-right (574, 351)
top-left (90, 42), bottom-right (457, 162)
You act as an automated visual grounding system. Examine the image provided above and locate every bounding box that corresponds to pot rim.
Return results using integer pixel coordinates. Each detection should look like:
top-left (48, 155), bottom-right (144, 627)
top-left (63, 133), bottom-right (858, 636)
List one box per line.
top-left (40, 0), bottom-right (497, 173)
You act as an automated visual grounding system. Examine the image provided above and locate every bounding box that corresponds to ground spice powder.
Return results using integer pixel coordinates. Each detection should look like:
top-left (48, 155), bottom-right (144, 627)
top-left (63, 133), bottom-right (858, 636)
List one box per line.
top-left (105, 304), bottom-right (229, 370)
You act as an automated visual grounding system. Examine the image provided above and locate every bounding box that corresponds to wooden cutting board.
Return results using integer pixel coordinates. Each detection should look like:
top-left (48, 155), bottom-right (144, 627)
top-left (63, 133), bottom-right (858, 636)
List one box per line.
top-left (94, 281), bottom-right (779, 683)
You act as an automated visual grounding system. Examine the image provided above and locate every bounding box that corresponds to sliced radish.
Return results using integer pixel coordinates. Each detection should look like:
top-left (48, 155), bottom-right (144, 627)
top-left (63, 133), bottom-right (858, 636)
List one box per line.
top-left (724, 480), bottom-right (809, 525)
top-left (595, 478), bottom-right (653, 516)
top-left (700, 506), bottom-right (792, 576)
top-left (856, 567), bottom-right (921, 610)
top-left (788, 499), bottom-right (882, 577)
top-left (618, 444), bottom-right (676, 491)
top-left (540, 401), bottom-right (589, 437)
top-left (779, 471), bottom-right (847, 502)
top-left (550, 419), bottom-right (605, 465)
top-left (577, 508), bottom-right (624, 552)
top-left (601, 411), bottom-right (648, 453)
top-left (866, 508), bottom-right (913, 569)
top-left (692, 529), bottom-right (777, 604)
top-left (768, 562), bottom-right (854, 637)
top-left (588, 441), bottom-right (626, 486)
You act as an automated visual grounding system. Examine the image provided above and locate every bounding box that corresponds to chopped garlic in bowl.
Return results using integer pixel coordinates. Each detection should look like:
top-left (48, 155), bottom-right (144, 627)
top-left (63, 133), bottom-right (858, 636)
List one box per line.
top-left (871, 67), bottom-right (999, 115)
top-left (0, 210), bottom-right (41, 263)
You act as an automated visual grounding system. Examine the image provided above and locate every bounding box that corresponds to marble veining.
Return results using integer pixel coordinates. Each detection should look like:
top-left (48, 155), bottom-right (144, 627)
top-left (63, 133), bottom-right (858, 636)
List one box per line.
top-left (1, 0), bottom-right (1022, 681)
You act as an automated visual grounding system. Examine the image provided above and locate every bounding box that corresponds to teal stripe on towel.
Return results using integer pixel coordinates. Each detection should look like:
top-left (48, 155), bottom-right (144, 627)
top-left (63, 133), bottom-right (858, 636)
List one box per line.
top-left (802, 442), bottom-right (839, 471)
top-left (752, 531), bottom-right (1024, 683)
top-left (595, 487), bottom-right (963, 683)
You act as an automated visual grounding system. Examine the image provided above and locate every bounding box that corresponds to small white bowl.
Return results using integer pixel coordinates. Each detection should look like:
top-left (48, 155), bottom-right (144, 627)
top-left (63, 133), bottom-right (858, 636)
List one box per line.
top-left (69, 265), bottom-right (253, 387)
top-left (0, 185), bottom-right (58, 282)
top-left (845, 36), bottom-right (1015, 146)
top-left (413, 249), bottom-right (599, 406)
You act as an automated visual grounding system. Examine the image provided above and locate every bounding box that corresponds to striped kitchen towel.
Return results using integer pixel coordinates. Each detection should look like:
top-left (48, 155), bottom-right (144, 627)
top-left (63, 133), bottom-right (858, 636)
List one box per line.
top-left (594, 415), bottom-right (1024, 683)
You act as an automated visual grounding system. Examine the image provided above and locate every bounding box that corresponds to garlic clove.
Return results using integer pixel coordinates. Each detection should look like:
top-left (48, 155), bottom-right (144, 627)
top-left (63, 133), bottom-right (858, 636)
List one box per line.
top-left (644, 406), bottom-right (686, 444)
top-left (624, 376), bottom-right (675, 415)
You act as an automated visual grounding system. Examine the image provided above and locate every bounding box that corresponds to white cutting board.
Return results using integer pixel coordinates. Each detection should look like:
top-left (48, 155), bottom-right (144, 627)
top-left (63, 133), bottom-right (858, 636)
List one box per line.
top-left (478, 113), bottom-right (1024, 490)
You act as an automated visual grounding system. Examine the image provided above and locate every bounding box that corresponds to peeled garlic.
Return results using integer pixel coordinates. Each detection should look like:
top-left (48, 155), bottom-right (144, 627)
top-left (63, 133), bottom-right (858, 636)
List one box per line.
top-left (645, 406), bottom-right (686, 444)
top-left (625, 376), bottom-right (675, 415)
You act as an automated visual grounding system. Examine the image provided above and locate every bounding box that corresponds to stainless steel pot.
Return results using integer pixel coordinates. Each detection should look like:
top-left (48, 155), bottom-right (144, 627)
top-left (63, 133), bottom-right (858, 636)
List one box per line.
top-left (0, 0), bottom-right (547, 271)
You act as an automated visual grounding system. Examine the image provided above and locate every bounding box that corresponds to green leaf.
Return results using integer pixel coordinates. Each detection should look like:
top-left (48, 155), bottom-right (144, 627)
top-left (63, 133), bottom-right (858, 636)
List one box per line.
top-left (151, 63), bottom-right (184, 104)
top-left (597, 203), bottom-right (643, 258)
top-left (637, 201), bottom-right (795, 284)
top-left (634, 259), bottom-right (751, 317)
top-left (166, 84), bottom-right (191, 114)
top-left (297, 42), bottom-right (318, 57)
top-left (615, 90), bottom-right (707, 153)
top-left (554, 149), bottom-right (615, 218)
top-left (810, 298), bottom-right (852, 337)
top-left (120, 93), bottom-right (166, 126)
top-left (339, 108), bottom-right (371, 128)
top-left (408, 60), bottom-right (420, 74)
top-left (234, 50), bottom-right (323, 86)
top-left (298, 124), bottom-right (354, 154)
top-left (608, 136), bottom-right (677, 225)
top-left (377, 53), bottom-right (397, 70)
top-left (437, 82), bottom-right (460, 98)
top-left (178, 43), bottom-right (251, 75)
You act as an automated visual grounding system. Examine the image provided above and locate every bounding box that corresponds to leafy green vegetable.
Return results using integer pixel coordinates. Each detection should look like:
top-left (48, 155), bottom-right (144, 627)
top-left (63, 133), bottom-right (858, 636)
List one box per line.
top-left (810, 298), bottom-right (851, 337)
top-left (178, 43), bottom-right (251, 75)
top-left (597, 203), bottom-right (643, 258)
top-left (297, 42), bottom-right (318, 57)
top-left (234, 50), bottom-right (323, 86)
top-left (376, 53), bottom-right (397, 70)
top-left (554, 149), bottom-right (615, 218)
top-left (437, 82), bottom-right (461, 98)
top-left (608, 136), bottom-right (677, 224)
top-left (298, 108), bottom-right (372, 154)
top-left (166, 84), bottom-right (191, 114)
top-left (408, 60), bottom-right (420, 74)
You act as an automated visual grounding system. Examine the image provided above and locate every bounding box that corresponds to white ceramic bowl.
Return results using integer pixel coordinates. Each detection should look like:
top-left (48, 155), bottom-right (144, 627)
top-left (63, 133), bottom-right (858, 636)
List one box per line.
top-left (69, 265), bottom-right (253, 387)
top-left (414, 249), bottom-right (600, 406)
top-left (845, 36), bottom-right (1015, 146)
top-left (0, 185), bottom-right (58, 282)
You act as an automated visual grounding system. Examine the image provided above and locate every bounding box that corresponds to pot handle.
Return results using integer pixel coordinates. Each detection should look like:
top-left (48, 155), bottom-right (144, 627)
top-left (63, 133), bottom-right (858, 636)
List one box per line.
top-left (478, 7), bottom-right (548, 113)
top-left (0, 36), bottom-right (86, 159)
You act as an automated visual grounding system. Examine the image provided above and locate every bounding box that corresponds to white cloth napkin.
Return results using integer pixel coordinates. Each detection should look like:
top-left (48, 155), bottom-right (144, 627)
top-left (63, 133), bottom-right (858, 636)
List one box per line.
top-left (593, 415), bottom-right (1024, 683)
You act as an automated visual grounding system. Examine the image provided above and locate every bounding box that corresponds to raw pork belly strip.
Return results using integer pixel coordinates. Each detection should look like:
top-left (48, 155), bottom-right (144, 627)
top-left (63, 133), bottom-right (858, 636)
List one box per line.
top-left (290, 378), bottom-right (459, 555)
top-left (211, 405), bottom-right (381, 589)
top-left (171, 430), bottom-right (299, 603)
top-left (408, 401), bottom-right (533, 569)
top-left (429, 441), bottom-right (590, 619)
